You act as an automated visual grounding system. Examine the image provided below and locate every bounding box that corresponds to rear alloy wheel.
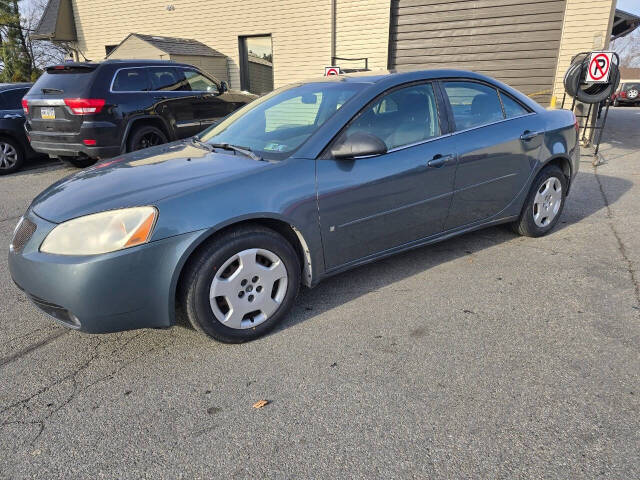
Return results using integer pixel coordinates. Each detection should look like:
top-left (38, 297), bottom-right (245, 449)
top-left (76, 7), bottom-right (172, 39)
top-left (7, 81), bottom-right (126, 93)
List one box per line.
top-left (179, 226), bottom-right (300, 343)
top-left (0, 138), bottom-right (24, 175)
top-left (127, 125), bottom-right (168, 152)
top-left (512, 165), bottom-right (567, 237)
top-left (627, 88), bottom-right (639, 101)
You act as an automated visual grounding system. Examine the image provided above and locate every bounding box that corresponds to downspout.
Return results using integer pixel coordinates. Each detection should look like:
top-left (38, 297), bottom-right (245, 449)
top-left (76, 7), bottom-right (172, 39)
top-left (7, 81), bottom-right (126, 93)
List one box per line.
top-left (331, 0), bottom-right (336, 65)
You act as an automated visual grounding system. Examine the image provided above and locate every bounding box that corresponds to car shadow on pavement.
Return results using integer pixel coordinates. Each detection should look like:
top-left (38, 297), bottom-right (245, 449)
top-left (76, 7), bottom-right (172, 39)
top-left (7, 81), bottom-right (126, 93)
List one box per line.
top-left (271, 170), bottom-right (632, 336)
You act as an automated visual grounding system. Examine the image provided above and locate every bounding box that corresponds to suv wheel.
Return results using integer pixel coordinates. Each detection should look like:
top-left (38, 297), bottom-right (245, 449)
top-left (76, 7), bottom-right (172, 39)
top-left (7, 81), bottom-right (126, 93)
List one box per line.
top-left (511, 165), bottom-right (567, 237)
top-left (127, 125), bottom-right (168, 152)
top-left (178, 226), bottom-right (301, 343)
top-left (0, 137), bottom-right (24, 175)
top-left (59, 156), bottom-right (97, 168)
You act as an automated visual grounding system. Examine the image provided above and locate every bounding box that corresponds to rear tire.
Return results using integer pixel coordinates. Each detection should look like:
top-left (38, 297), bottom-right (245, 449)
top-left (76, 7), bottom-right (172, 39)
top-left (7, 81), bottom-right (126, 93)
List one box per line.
top-left (59, 156), bottom-right (97, 168)
top-left (127, 125), bottom-right (168, 152)
top-left (178, 226), bottom-right (301, 343)
top-left (0, 137), bottom-right (24, 175)
top-left (511, 165), bottom-right (567, 237)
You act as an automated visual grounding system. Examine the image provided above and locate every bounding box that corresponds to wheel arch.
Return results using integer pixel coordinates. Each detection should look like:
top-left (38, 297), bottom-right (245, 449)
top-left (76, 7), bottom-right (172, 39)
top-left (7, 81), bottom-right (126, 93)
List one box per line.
top-left (542, 154), bottom-right (573, 194)
top-left (169, 216), bottom-right (314, 325)
top-left (120, 116), bottom-right (172, 153)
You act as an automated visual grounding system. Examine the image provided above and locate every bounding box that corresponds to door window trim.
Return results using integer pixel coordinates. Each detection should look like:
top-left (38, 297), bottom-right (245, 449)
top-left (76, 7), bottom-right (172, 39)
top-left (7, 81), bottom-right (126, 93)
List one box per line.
top-left (440, 78), bottom-right (535, 134)
top-left (320, 80), bottom-right (449, 159)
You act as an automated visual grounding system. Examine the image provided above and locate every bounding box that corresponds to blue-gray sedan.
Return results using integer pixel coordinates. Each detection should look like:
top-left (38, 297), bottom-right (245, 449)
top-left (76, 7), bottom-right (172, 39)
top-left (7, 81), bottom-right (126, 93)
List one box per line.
top-left (9, 70), bottom-right (579, 342)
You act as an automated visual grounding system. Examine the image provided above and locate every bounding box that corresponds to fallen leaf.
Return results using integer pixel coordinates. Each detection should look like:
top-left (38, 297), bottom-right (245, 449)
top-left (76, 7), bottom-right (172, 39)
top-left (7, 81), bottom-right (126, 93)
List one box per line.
top-left (253, 400), bottom-right (269, 409)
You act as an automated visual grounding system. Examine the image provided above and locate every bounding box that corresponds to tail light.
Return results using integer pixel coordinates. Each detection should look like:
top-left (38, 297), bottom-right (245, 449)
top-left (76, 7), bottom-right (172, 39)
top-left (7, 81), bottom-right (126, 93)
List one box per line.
top-left (572, 112), bottom-right (579, 133)
top-left (83, 139), bottom-right (97, 146)
top-left (21, 99), bottom-right (28, 114)
top-left (64, 98), bottom-right (105, 115)
top-left (619, 91), bottom-right (627, 98)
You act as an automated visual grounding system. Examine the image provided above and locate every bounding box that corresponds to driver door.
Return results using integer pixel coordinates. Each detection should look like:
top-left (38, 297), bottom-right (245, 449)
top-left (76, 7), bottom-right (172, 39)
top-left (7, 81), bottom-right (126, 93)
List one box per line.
top-left (317, 82), bottom-right (459, 270)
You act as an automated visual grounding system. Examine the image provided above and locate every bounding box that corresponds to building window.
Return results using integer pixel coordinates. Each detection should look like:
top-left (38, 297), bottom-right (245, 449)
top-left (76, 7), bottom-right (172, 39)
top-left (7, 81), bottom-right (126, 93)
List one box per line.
top-left (239, 35), bottom-right (273, 95)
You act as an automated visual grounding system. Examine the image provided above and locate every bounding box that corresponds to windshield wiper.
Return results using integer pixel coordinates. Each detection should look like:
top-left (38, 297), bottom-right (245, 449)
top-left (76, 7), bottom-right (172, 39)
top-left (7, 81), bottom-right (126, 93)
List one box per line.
top-left (41, 87), bottom-right (63, 94)
top-left (191, 138), bottom-right (263, 161)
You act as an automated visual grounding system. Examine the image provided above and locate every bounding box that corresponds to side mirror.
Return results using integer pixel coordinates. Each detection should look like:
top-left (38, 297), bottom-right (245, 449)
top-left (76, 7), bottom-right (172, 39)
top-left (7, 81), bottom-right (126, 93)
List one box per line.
top-left (219, 81), bottom-right (229, 93)
top-left (331, 132), bottom-right (387, 159)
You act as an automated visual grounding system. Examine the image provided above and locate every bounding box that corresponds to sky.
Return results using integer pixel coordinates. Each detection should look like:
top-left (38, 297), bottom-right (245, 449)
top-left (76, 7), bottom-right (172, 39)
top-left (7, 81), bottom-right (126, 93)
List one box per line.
top-left (616, 0), bottom-right (640, 15)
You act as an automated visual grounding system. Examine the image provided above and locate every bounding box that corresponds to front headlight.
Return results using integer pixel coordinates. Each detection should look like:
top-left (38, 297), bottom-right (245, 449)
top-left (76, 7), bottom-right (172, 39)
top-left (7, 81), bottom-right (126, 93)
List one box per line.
top-left (40, 206), bottom-right (158, 255)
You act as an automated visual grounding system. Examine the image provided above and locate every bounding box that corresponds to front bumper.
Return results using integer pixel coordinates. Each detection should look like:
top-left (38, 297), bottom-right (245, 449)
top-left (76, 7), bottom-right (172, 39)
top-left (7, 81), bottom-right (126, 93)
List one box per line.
top-left (8, 210), bottom-right (203, 333)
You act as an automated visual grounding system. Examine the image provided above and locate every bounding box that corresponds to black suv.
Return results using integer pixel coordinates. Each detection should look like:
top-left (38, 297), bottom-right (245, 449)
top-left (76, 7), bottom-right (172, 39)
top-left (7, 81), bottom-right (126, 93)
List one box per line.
top-left (0, 83), bottom-right (39, 174)
top-left (23, 60), bottom-right (256, 167)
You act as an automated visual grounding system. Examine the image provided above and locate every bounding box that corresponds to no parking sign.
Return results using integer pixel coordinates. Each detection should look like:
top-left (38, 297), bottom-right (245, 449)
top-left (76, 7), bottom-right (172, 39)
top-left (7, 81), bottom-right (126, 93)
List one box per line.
top-left (586, 51), bottom-right (613, 83)
top-left (324, 66), bottom-right (341, 76)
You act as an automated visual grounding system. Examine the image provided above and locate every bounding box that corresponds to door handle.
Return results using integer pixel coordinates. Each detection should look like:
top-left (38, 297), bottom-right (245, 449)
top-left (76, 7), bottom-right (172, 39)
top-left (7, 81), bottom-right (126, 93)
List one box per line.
top-left (427, 154), bottom-right (454, 168)
top-left (520, 130), bottom-right (540, 141)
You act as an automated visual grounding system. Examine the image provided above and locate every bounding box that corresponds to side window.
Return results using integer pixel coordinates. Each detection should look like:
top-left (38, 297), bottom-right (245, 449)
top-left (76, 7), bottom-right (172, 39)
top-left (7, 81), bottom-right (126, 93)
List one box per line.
top-left (149, 68), bottom-right (189, 91)
top-left (112, 69), bottom-right (150, 92)
top-left (444, 81), bottom-right (504, 131)
top-left (264, 92), bottom-right (323, 132)
top-left (341, 83), bottom-right (440, 150)
top-left (500, 93), bottom-right (529, 118)
top-left (184, 70), bottom-right (218, 92)
top-left (0, 88), bottom-right (29, 109)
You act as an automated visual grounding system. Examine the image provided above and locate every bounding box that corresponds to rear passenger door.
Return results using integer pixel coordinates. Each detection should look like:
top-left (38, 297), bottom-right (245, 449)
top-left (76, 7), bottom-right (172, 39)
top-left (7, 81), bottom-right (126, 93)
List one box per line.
top-left (148, 67), bottom-right (199, 138)
top-left (441, 80), bottom-right (545, 229)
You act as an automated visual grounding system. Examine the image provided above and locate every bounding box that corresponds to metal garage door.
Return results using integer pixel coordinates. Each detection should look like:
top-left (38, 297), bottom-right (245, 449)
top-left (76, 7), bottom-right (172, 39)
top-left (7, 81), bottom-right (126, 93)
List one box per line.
top-left (388, 0), bottom-right (567, 105)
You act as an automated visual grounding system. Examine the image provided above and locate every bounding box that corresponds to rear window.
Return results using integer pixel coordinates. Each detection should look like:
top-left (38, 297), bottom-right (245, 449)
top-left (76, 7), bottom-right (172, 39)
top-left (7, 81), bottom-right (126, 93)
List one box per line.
top-left (0, 88), bottom-right (29, 109)
top-left (30, 66), bottom-right (96, 96)
top-left (112, 68), bottom-right (150, 92)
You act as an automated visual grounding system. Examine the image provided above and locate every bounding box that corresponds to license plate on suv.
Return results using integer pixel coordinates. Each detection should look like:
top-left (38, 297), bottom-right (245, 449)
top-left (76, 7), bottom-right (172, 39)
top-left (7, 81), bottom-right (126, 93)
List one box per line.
top-left (40, 107), bottom-right (55, 120)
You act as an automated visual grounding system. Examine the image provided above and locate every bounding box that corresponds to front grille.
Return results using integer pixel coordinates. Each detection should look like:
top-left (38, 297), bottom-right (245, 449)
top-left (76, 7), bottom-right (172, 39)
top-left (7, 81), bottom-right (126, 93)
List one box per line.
top-left (10, 217), bottom-right (36, 252)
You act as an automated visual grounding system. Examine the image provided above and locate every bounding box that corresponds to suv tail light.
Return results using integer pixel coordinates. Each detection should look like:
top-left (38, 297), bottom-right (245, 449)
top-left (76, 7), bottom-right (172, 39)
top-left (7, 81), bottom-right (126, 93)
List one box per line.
top-left (64, 98), bottom-right (105, 115)
top-left (21, 99), bottom-right (28, 114)
top-left (619, 91), bottom-right (627, 98)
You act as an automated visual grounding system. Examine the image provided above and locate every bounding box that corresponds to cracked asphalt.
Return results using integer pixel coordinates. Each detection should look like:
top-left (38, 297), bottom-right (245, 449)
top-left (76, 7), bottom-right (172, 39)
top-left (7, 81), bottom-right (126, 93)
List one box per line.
top-left (1, 108), bottom-right (639, 479)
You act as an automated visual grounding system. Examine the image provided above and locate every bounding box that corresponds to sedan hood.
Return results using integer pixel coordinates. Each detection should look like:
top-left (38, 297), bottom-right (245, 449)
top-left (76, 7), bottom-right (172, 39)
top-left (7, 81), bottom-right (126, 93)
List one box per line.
top-left (31, 140), bottom-right (267, 223)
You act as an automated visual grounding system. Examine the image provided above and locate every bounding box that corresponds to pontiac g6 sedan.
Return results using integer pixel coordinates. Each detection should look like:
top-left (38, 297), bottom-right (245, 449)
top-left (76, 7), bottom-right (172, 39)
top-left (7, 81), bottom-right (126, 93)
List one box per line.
top-left (9, 70), bottom-right (579, 343)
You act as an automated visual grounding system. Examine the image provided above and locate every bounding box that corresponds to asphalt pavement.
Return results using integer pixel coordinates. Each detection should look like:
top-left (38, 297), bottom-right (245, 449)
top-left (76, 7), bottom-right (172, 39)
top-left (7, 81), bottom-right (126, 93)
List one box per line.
top-left (0, 108), bottom-right (638, 479)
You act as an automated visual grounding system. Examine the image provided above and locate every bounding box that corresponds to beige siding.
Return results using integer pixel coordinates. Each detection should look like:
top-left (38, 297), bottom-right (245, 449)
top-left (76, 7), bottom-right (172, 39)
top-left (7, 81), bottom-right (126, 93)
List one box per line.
top-left (170, 54), bottom-right (229, 83)
top-left (70, 0), bottom-right (333, 90)
top-left (107, 34), bottom-right (165, 60)
top-left (551, 0), bottom-right (616, 105)
top-left (335, 0), bottom-right (390, 71)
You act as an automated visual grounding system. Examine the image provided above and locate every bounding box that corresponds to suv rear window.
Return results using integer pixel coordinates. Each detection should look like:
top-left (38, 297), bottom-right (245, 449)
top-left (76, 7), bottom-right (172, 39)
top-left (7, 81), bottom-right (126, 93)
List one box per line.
top-left (112, 68), bottom-right (150, 92)
top-left (30, 66), bottom-right (97, 96)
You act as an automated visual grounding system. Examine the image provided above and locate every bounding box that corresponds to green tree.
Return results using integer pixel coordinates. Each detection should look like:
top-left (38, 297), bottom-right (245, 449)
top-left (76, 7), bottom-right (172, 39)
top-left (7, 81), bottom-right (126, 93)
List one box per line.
top-left (0, 0), bottom-right (37, 82)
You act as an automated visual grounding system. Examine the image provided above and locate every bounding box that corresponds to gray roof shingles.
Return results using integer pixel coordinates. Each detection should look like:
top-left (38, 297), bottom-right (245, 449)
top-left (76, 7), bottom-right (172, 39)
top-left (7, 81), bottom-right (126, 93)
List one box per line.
top-left (133, 34), bottom-right (224, 57)
top-left (33, 0), bottom-right (61, 37)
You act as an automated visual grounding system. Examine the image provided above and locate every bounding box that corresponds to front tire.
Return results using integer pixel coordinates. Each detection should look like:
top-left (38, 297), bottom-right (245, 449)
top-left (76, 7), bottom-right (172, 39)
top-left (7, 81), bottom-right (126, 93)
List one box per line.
top-left (512, 165), bottom-right (567, 237)
top-left (0, 137), bottom-right (24, 175)
top-left (178, 226), bottom-right (301, 343)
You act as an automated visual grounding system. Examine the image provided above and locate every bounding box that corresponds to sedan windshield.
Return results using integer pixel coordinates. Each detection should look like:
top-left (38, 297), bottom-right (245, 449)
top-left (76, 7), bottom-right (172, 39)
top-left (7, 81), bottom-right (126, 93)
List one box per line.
top-left (198, 82), bottom-right (365, 160)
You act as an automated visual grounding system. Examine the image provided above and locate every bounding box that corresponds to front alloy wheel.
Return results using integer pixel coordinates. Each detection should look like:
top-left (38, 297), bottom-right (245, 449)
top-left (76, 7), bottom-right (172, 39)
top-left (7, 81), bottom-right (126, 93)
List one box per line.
top-left (179, 226), bottom-right (300, 343)
top-left (209, 248), bottom-right (289, 329)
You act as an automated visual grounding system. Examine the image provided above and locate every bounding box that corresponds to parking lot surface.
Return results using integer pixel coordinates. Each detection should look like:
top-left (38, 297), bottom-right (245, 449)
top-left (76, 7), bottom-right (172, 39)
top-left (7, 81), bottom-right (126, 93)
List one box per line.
top-left (1, 108), bottom-right (639, 478)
